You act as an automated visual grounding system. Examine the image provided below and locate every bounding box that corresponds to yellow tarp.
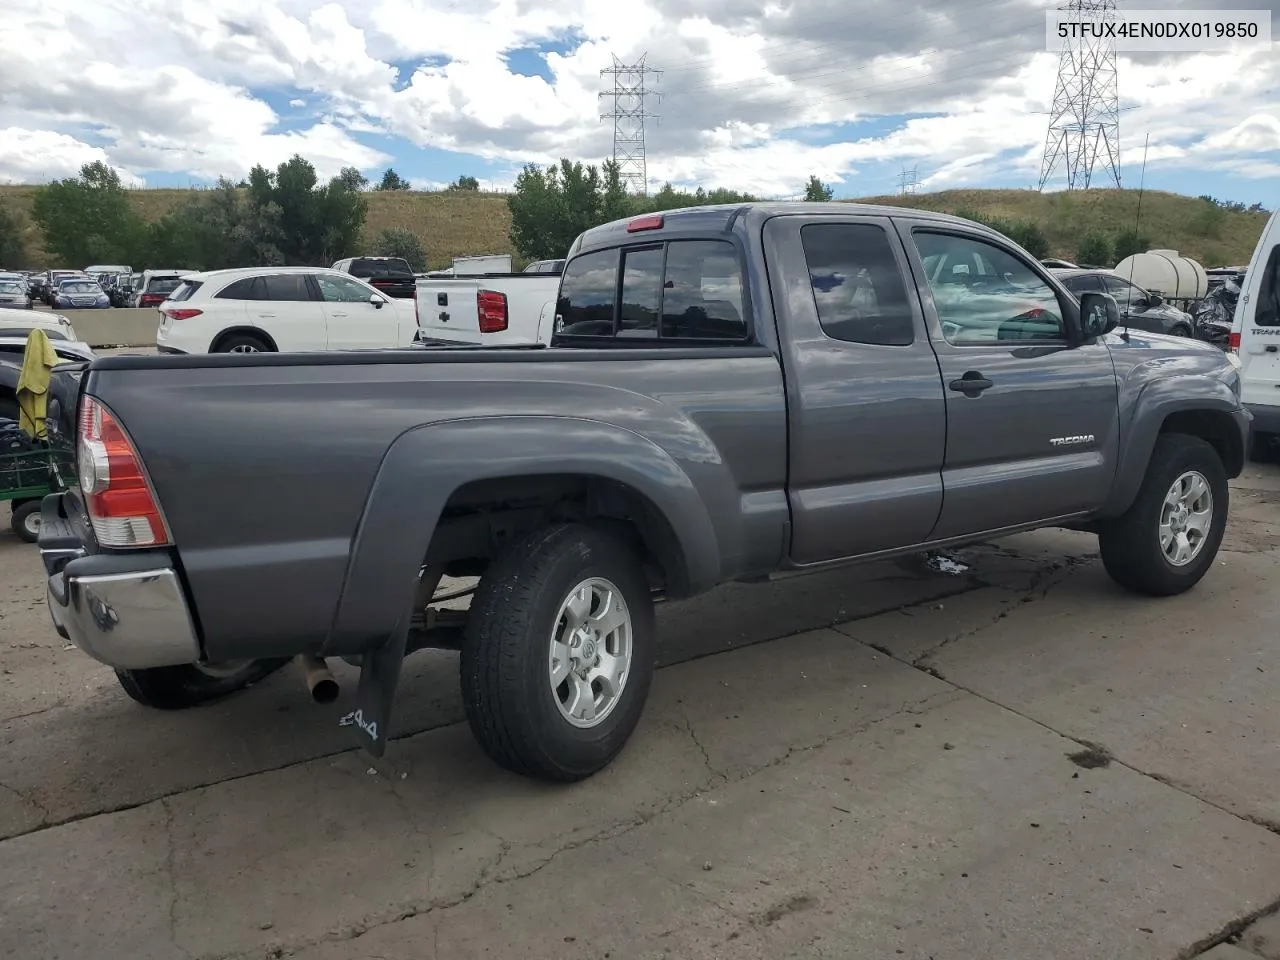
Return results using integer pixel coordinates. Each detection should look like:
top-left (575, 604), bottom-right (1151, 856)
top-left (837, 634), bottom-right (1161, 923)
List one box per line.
top-left (16, 329), bottom-right (58, 441)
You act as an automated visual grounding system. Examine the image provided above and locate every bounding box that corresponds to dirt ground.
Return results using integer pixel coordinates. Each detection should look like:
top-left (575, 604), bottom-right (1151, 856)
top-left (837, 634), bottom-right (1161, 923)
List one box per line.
top-left (2, 467), bottom-right (1280, 960)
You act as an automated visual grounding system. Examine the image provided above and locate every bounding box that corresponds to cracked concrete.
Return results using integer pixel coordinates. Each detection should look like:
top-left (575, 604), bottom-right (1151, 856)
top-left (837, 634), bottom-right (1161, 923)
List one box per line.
top-left (3, 468), bottom-right (1280, 960)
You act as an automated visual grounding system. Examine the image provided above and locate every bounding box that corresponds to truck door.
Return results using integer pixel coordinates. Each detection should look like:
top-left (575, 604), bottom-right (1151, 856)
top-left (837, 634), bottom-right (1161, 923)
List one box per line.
top-left (765, 214), bottom-right (947, 564)
top-left (896, 221), bottom-right (1119, 539)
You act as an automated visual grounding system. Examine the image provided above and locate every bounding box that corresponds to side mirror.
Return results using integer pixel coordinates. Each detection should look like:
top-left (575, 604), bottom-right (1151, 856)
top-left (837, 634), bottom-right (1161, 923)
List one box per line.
top-left (1079, 292), bottom-right (1120, 337)
top-left (369, 293), bottom-right (385, 309)
top-left (1147, 292), bottom-right (1164, 307)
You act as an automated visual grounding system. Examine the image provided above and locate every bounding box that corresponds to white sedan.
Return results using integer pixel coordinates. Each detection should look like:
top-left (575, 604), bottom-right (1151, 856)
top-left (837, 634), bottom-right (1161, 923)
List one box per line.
top-left (155, 266), bottom-right (420, 354)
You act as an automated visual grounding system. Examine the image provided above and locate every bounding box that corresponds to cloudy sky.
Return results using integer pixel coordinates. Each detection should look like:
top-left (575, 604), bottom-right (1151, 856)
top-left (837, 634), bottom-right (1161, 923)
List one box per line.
top-left (0, 0), bottom-right (1276, 203)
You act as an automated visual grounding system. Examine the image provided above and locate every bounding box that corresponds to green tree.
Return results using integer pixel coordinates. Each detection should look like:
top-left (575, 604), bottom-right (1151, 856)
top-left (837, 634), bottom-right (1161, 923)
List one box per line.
top-left (372, 227), bottom-right (427, 271)
top-left (1003, 221), bottom-right (1050, 259)
top-left (145, 178), bottom-right (249, 269)
top-left (1112, 227), bottom-right (1151, 262)
top-left (803, 175), bottom-right (834, 202)
top-left (30, 161), bottom-right (146, 266)
top-left (377, 168), bottom-right (410, 191)
top-left (449, 175), bottom-right (480, 191)
top-left (240, 155), bottom-right (368, 265)
top-left (1076, 232), bottom-right (1112, 267)
top-left (0, 201), bottom-right (30, 269)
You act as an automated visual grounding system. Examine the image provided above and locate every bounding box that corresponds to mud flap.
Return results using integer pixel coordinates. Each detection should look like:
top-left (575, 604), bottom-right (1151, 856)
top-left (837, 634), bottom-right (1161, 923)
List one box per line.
top-left (338, 565), bottom-right (445, 757)
top-left (338, 625), bottom-right (408, 758)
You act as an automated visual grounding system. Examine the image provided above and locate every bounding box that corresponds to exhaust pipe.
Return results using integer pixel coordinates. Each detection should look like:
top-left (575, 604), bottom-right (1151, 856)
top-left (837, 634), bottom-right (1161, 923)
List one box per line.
top-left (296, 654), bottom-right (339, 704)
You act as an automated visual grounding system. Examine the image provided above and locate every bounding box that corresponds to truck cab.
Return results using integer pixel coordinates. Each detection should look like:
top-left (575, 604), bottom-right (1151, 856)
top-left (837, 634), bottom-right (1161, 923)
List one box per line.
top-left (1230, 210), bottom-right (1280, 453)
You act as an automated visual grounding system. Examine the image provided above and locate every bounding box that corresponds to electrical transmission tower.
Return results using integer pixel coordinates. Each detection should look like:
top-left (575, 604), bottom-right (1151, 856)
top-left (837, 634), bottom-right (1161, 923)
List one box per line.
top-left (1039, 0), bottom-right (1122, 190)
top-left (897, 165), bottom-right (920, 195)
top-left (599, 54), bottom-right (661, 196)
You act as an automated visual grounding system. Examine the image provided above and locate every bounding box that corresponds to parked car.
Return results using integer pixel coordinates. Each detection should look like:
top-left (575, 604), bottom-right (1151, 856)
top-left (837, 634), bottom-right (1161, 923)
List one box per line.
top-left (0, 334), bottom-right (95, 421)
top-left (0, 306), bottom-right (78, 340)
top-left (1229, 209), bottom-right (1280, 456)
top-left (154, 266), bottom-right (420, 354)
top-left (42, 270), bottom-right (86, 306)
top-left (332, 256), bottom-right (417, 299)
top-left (36, 202), bottom-right (1247, 785)
top-left (51, 277), bottom-right (111, 309)
top-left (134, 271), bottom-right (191, 309)
top-left (1051, 268), bottom-right (1196, 336)
top-left (0, 276), bottom-right (31, 309)
top-left (415, 271), bottom-right (559, 346)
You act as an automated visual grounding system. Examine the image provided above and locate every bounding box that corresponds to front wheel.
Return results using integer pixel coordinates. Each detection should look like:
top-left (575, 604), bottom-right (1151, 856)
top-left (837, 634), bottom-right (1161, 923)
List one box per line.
top-left (115, 658), bottom-right (291, 709)
top-left (1098, 433), bottom-right (1228, 596)
top-left (460, 523), bottom-right (656, 781)
top-left (1169, 324), bottom-right (1192, 338)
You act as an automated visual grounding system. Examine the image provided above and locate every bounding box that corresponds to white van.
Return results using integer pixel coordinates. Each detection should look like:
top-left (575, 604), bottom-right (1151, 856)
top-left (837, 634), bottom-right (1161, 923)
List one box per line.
top-left (1231, 210), bottom-right (1280, 454)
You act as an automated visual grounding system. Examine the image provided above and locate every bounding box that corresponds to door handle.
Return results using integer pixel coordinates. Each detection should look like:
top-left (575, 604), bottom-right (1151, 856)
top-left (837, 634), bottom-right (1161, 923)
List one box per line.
top-left (949, 372), bottom-right (993, 396)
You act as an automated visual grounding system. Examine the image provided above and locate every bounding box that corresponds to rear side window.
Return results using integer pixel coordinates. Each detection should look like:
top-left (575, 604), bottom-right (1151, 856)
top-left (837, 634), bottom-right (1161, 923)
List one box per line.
top-left (556, 249), bottom-right (619, 337)
top-left (1255, 245), bottom-right (1279, 327)
top-left (168, 280), bottom-right (203, 302)
top-left (800, 223), bottom-right (915, 346)
top-left (216, 277), bottom-right (260, 300)
top-left (1062, 274), bottom-right (1102, 295)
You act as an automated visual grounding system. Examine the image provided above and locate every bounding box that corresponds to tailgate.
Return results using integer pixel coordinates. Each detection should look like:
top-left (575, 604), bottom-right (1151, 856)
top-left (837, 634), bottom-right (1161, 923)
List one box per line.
top-left (416, 281), bottom-right (482, 344)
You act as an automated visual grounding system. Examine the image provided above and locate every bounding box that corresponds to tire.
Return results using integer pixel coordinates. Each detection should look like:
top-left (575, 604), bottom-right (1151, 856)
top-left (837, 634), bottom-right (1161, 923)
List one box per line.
top-left (212, 333), bottom-right (271, 354)
top-left (115, 658), bottom-right (291, 710)
top-left (1170, 324), bottom-right (1191, 338)
top-left (1098, 433), bottom-right (1228, 596)
top-left (10, 500), bottom-right (41, 543)
top-left (460, 522), bottom-right (656, 781)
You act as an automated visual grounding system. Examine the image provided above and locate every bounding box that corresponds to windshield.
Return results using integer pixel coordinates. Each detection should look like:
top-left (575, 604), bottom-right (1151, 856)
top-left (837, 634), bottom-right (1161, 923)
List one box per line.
top-left (0, 282), bottom-right (24, 295)
top-left (60, 281), bottom-right (100, 294)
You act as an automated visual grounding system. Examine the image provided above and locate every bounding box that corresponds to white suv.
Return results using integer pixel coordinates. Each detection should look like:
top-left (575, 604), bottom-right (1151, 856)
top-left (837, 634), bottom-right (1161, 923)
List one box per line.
top-left (154, 266), bottom-right (420, 354)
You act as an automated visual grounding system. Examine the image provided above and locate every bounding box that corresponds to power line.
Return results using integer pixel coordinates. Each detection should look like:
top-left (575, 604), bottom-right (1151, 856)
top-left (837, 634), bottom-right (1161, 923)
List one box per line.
top-left (599, 54), bottom-right (661, 196)
top-left (1039, 0), bottom-right (1122, 190)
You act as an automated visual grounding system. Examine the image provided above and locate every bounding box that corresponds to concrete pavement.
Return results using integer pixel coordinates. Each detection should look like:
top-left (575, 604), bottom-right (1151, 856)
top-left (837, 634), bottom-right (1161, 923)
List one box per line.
top-left (2, 467), bottom-right (1279, 959)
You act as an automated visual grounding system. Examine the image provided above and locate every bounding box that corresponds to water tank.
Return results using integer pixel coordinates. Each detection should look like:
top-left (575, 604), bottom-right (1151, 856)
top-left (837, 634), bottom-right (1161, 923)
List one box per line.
top-left (1113, 249), bottom-right (1208, 299)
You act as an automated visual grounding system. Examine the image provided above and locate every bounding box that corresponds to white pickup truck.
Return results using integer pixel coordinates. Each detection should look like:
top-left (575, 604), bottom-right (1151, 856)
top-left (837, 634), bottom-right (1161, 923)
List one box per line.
top-left (415, 272), bottom-right (560, 346)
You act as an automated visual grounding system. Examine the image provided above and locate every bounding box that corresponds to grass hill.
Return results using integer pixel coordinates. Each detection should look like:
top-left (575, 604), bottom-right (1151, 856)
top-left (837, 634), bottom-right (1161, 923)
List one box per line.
top-left (0, 183), bottom-right (1268, 270)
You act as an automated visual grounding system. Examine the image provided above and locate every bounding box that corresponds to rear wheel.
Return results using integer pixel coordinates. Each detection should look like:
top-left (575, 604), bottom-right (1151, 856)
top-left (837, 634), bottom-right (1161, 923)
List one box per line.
top-left (213, 333), bottom-right (271, 354)
top-left (460, 523), bottom-right (656, 781)
top-left (1170, 323), bottom-right (1192, 337)
top-left (10, 500), bottom-right (40, 543)
top-left (115, 658), bottom-right (290, 709)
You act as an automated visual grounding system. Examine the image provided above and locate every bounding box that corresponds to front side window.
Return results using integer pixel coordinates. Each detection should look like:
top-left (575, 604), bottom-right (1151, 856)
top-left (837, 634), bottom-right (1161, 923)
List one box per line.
top-left (555, 249), bottom-right (618, 337)
top-left (800, 223), bottom-right (915, 346)
top-left (912, 231), bottom-right (1066, 344)
top-left (316, 274), bottom-right (374, 303)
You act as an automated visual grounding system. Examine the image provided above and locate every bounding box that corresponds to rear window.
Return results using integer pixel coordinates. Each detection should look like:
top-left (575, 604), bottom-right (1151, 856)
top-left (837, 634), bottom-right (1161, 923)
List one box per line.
top-left (146, 277), bottom-right (182, 295)
top-left (168, 280), bottom-right (203, 302)
top-left (1255, 245), bottom-right (1279, 327)
top-left (554, 239), bottom-right (748, 343)
top-left (349, 258), bottom-right (412, 280)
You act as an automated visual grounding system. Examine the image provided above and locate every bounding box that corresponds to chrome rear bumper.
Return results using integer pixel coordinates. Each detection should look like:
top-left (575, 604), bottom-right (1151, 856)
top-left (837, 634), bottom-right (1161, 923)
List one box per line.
top-left (40, 494), bottom-right (201, 670)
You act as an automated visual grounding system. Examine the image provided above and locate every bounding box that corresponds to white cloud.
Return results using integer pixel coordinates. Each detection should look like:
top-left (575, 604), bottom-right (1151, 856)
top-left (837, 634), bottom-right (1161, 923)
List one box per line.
top-left (0, 0), bottom-right (1274, 199)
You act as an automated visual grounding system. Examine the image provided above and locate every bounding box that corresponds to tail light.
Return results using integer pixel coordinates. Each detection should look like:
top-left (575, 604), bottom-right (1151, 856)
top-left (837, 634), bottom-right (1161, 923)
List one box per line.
top-left (477, 290), bottom-right (508, 333)
top-left (163, 308), bottom-right (202, 321)
top-left (77, 395), bottom-right (171, 548)
top-left (1229, 331), bottom-right (1240, 353)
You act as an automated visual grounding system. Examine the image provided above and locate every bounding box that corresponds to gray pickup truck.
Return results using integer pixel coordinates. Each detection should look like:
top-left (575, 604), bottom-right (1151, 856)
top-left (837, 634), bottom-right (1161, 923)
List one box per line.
top-left (36, 202), bottom-right (1250, 782)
